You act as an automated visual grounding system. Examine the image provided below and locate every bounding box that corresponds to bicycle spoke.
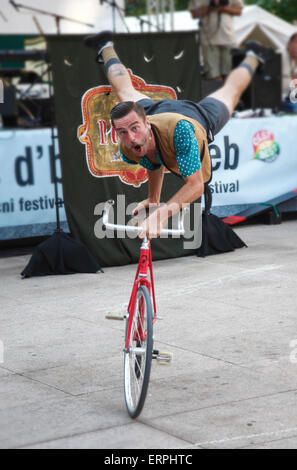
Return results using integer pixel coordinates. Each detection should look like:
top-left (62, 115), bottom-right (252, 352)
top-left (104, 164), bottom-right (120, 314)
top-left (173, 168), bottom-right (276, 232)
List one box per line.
top-left (132, 366), bottom-right (141, 399)
top-left (134, 353), bottom-right (144, 381)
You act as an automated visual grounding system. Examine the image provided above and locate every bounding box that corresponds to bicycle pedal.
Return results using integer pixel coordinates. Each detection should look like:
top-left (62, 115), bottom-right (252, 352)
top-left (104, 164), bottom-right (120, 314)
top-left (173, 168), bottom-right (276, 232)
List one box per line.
top-left (105, 312), bottom-right (124, 321)
top-left (153, 350), bottom-right (173, 366)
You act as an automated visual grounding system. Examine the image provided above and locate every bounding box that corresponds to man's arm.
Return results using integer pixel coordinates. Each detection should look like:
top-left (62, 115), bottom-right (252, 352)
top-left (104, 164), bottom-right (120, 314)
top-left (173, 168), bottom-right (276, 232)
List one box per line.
top-left (147, 166), bottom-right (165, 204)
top-left (190, 6), bottom-right (210, 19)
top-left (139, 170), bottom-right (204, 239)
top-left (159, 170), bottom-right (204, 222)
top-left (191, 4), bottom-right (242, 18)
top-left (218, 5), bottom-right (242, 15)
top-left (133, 166), bottom-right (165, 215)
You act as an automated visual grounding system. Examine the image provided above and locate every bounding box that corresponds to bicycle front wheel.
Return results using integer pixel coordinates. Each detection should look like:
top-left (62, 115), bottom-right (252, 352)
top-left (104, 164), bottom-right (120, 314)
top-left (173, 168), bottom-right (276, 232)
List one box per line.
top-left (124, 285), bottom-right (153, 419)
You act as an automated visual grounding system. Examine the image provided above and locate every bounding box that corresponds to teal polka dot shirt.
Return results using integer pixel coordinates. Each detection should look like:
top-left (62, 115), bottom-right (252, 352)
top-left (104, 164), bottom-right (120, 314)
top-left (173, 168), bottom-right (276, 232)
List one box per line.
top-left (120, 120), bottom-right (201, 178)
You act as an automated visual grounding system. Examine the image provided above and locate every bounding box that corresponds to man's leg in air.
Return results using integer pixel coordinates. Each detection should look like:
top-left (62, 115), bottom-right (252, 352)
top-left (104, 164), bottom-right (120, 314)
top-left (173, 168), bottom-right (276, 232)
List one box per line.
top-left (209, 42), bottom-right (272, 116)
top-left (85, 31), bottom-right (147, 103)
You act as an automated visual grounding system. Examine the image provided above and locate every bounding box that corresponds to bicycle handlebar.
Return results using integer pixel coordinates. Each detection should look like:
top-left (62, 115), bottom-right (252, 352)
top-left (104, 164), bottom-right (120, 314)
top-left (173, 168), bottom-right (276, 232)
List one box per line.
top-left (102, 200), bottom-right (188, 236)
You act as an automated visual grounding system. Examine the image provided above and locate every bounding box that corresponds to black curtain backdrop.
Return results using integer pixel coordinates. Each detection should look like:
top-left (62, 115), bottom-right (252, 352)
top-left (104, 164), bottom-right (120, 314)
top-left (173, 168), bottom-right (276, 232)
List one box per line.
top-left (47, 32), bottom-right (201, 267)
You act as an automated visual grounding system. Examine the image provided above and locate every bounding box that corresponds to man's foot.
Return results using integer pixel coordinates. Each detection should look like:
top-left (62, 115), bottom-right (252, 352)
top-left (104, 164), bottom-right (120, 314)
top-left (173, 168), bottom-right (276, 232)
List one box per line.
top-left (244, 41), bottom-right (275, 70)
top-left (84, 30), bottom-right (113, 63)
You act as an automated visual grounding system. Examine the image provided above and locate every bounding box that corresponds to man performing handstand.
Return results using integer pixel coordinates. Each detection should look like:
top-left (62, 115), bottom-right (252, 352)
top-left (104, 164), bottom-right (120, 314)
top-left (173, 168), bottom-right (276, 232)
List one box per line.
top-left (85, 32), bottom-right (269, 239)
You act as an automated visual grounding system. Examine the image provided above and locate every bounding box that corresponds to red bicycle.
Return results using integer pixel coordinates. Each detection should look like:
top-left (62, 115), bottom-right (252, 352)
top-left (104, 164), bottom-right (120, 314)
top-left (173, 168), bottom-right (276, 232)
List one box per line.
top-left (103, 200), bottom-right (187, 418)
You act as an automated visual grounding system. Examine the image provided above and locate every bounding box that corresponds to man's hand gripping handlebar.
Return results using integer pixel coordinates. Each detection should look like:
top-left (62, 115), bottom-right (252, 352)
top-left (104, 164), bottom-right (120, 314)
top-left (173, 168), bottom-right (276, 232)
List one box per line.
top-left (102, 200), bottom-right (188, 238)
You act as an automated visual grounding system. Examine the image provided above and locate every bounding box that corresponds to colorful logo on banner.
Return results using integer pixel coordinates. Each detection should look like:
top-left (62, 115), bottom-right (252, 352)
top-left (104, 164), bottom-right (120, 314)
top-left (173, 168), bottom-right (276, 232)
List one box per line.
top-left (252, 130), bottom-right (280, 163)
top-left (78, 71), bottom-right (176, 187)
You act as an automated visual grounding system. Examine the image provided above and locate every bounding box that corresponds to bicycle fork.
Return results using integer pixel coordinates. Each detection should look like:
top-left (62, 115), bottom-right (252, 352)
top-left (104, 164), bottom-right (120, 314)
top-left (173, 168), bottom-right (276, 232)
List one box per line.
top-left (125, 237), bottom-right (156, 352)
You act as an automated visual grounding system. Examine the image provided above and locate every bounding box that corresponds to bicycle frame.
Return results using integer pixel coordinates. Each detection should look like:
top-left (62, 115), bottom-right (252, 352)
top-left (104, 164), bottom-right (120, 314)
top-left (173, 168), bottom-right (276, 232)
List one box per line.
top-left (102, 199), bottom-right (188, 352)
top-left (125, 237), bottom-right (157, 350)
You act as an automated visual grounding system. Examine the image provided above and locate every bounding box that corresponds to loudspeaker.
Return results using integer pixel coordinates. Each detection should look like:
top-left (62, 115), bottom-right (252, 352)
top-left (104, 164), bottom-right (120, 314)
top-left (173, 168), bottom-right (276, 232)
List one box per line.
top-left (233, 51), bottom-right (282, 110)
top-left (0, 85), bottom-right (17, 116)
top-left (18, 97), bottom-right (53, 126)
top-left (201, 78), bottom-right (222, 99)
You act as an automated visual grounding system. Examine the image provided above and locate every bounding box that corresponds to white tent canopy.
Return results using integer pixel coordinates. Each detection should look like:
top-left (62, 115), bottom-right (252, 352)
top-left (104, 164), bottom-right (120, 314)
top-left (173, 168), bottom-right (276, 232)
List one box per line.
top-left (234, 5), bottom-right (297, 51)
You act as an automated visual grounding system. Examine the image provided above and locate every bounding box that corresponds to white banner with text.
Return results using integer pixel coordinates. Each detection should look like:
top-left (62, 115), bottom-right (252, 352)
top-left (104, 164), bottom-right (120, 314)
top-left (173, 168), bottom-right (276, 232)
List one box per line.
top-left (0, 128), bottom-right (67, 240)
top-left (209, 115), bottom-right (297, 206)
top-left (1, 115), bottom-right (297, 239)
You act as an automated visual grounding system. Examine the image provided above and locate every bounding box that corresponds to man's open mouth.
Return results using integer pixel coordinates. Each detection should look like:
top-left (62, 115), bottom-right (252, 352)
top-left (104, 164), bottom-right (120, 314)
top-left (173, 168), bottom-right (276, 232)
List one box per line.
top-left (133, 145), bottom-right (142, 153)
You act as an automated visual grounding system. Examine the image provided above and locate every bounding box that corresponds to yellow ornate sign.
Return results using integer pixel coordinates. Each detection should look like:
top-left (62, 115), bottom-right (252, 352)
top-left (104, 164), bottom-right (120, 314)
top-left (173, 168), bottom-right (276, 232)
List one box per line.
top-left (77, 70), bottom-right (176, 187)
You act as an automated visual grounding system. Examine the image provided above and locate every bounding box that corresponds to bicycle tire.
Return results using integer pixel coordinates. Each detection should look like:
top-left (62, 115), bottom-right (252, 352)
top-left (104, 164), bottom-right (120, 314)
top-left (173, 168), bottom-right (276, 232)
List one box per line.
top-left (124, 285), bottom-right (153, 419)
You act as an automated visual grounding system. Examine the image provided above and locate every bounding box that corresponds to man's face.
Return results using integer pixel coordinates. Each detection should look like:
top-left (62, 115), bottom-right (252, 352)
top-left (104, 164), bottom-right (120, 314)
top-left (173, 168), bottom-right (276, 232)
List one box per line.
top-left (113, 110), bottom-right (152, 157)
top-left (288, 36), bottom-right (297, 60)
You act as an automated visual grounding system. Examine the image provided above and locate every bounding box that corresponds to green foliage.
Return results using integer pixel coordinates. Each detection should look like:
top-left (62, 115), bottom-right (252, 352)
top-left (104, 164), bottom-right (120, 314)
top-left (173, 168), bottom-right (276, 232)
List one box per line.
top-left (125, 0), bottom-right (297, 23)
top-left (125, 0), bottom-right (190, 17)
top-left (175, 0), bottom-right (191, 10)
top-left (244, 0), bottom-right (297, 23)
top-left (125, 0), bottom-right (146, 17)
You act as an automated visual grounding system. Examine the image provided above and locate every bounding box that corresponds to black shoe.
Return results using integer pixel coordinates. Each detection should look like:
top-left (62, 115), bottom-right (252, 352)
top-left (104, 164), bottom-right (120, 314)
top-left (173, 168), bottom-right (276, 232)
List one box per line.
top-left (244, 41), bottom-right (275, 70)
top-left (84, 30), bottom-right (113, 63)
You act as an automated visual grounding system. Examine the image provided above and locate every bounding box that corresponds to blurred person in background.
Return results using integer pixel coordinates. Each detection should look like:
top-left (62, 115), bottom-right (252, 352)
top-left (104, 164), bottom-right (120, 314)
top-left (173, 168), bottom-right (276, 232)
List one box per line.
top-left (282, 32), bottom-right (297, 99)
top-left (189, 0), bottom-right (243, 81)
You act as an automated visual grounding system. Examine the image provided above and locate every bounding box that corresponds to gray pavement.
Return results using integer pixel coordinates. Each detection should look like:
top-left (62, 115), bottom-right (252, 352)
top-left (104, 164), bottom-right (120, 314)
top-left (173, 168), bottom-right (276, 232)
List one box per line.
top-left (1, 219), bottom-right (297, 449)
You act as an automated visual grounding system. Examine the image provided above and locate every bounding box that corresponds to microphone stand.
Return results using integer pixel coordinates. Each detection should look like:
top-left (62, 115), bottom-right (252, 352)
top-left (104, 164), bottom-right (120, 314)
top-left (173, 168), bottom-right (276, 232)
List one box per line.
top-left (20, 49), bottom-right (104, 276)
top-left (10, 1), bottom-right (94, 33)
top-left (0, 10), bottom-right (8, 21)
top-left (192, 8), bottom-right (203, 99)
top-left (136, 15), bottom-right (163, 33)
top-left (100, 0), bottom-right (129, 33)
top-left (99, 0), bottom-right (162, 33)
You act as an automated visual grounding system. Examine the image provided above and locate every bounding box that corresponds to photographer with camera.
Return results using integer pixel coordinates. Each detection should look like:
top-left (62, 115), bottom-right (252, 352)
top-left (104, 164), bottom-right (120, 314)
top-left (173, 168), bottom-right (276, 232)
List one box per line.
top-left (189, 0), bottom-right (243, 81)
top-left (281, 32), bottom-right (297, 112)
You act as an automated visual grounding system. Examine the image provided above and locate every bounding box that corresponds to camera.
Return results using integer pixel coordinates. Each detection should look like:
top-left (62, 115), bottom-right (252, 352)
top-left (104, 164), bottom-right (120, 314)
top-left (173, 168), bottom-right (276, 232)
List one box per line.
top-left (210, 0), bottom-right (229, 7)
